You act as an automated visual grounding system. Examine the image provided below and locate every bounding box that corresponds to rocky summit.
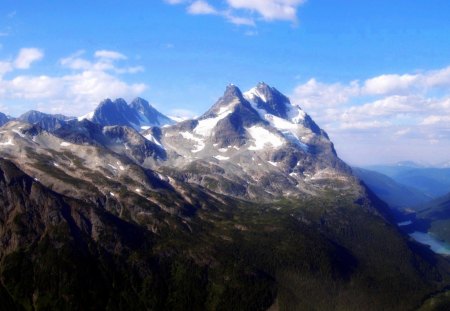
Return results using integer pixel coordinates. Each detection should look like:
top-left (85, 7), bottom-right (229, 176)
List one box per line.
top-left (0, 84), bottom-right (449, 310)
top-left (80, 97), bottom-right (174, 130)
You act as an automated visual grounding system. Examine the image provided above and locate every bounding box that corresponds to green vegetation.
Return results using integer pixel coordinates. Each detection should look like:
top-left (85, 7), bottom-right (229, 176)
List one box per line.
top-left (1, 158), bottom-right (450, 310)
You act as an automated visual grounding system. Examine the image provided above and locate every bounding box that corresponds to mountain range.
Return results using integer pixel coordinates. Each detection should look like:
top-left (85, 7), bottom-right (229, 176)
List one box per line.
top-left (366, 164), bottom-right (450, 198)
top-left (1, 83), bottom-right (450, 310)
top-left (353, 167), bottom-right (432, 212)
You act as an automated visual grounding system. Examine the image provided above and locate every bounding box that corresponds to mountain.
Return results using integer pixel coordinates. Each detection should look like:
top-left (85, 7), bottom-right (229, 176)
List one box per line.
top-left (414, 192), bottom-right (450, 245)
top-left (18, 110), bottom-right (72, 132)
top-left (1, 84), bottom-right (450, 310)
top-left (82, 97), bottom-right (173, 130)
top-left (159, 83), bottom-right (351, 200)
top-left (0, 112), bottom-right (9, 126)
top-left (353, 167), bottom-right (432, 211)
top-left (367, 164), bottom-right (450, 198)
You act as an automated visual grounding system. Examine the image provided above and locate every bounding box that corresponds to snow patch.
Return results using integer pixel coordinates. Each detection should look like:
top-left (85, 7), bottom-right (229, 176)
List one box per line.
top-left (169, 115), bottom-right (188, 123)
top-left (287, 106), bottom-right (306, 124)
top-left (180, 131), bottom-right (205, 153)
top-left (268, 161), bottom-right (278, 167)
top-left (12, 129), bottom-right (25, 138)
top-left (214, 155), bottom-right (230, 161)
top-left (247, 126), bottom-right (284, 150)
top-left (60, 142), bottom-right (71, 147)
top-left (108, 164), bottom-right (118, 170)
top-left (247, 100), bottom-right (309, 151)
top-left (218, 148), bottom-right (228, 153)
top-left (110, 192), bottom-right (115, 197)
top-left (0, 139), bottom-right (14, 146)
top-left (193, 99), bottom-right (238, 137)
top-left (144, 133), bottom-right (163, 148)
top-left (244, 87), bottom-right (267, 103)
top-left (78, 111), bottom-right (94, 121)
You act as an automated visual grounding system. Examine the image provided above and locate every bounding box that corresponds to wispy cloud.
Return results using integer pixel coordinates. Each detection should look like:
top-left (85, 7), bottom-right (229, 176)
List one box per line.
top-left (14, 48), bottom-right (44, 69)
top-left (164, 0), bottom-right (306, 26)
top-left (94, 50), bottom-right (127, 60)
top-left (0, 48), bottom-right (147, 116)
top-left (187, 0), bottom-right (218, 15)
top-left (290, 65), bottom-right (450, 164)
top-left (0, 48), bottom-right (44, 77)
top-left (226, 0), bottom-right (305, 22)
top-left (7, 11), bottom-right (17, 19)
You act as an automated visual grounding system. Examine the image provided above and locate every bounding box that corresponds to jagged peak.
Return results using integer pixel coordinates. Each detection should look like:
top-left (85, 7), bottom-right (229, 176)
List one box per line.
top-left (113, 98), bottom-right (128, 106)
top-left (200, 84), bottom-right (249, 119)
top-left (129, 97), bottom-right (150, 110)
top-left (244, 83), bottom-right (291, 119)
top-left (224, 84), bottom-right (244, 99)
top-left (95, 98), bottom-right (114, 110)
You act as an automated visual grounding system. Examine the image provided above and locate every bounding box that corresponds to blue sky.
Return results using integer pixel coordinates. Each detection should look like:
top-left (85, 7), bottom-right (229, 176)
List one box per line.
top-left (1, 0), bottom-right (450, 165)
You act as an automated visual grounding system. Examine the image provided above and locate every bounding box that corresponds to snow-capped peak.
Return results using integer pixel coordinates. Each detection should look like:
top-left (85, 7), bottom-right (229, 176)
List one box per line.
top-left (77, 111), bottom-right (94, 122)
top-left (244, 86), bottom-right (268, 103)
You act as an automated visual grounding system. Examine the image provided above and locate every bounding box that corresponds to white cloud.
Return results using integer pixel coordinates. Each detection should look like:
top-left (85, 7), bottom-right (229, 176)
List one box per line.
top-left (60, 50), bottom-right (142, 74)
top-left (363, 73), bottom-right (419, 95)
top-left (224, 12), bottom-right (256, 26)
top-left (226, 0), bottom-right (305, 21)
top-left (0, 61), bottom-right (13, 77)
top-left (0, 49), bottom-right (147, 116)
top-left (290, 65), bottom-right (450, 165)
top-left (164, 0), bottom-right (306, 25)
top-left (187, 1), bottom-right (218, 15)
top-left (343, 95), bottom-right (421, 119)
top-left (14, 48), bottom-right (44, 69)
top-left (421, 115), bottom-right (450, 126)
top-left (169, 108), bottom-right (198, 120)
top-left (293, 78), bottom-right (360, 109)
top-left (94, 50), bottom-right (127, 60)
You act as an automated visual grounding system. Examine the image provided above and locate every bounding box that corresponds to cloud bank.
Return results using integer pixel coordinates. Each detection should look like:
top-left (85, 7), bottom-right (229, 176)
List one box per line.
top-left (0, 48), bottom-right (147, 116)
top-left (291, 66), bottom-right (450, 165)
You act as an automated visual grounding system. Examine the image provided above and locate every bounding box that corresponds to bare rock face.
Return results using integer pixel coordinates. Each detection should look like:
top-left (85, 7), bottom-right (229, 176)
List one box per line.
top-left (87, 97), bottom-right (173, 130)
top-left (0, 112), bottom-right (10, 127)
top-left (160, 83), bottom-right (354, 200)
top-left (18, 110), bottom-right (71, 132)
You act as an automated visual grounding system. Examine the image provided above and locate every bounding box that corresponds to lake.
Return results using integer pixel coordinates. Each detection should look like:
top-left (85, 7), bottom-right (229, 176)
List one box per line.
top-left (409, 231), bottom-right (450, 255)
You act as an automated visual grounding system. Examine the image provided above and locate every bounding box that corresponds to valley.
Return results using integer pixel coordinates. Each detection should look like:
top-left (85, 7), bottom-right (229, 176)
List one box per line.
top-left (1, 84), bottom-right (450, 310)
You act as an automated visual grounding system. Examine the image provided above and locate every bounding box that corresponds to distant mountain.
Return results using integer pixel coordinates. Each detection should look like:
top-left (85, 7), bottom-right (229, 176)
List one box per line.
top-left (353, 167), bottom-right (432, 210)
top-left (82, 97), bottom-right (173, 130)
top-left (18, 110), bottom-right (72, 132)
top-left (418, 192), bottom-right (450, 219)
top-left (366, 164), bottom-right (450, 198)
top-left (365, 163), bottom-right (425, 178)
top-left (0, 112), bottom-right (10, 126)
